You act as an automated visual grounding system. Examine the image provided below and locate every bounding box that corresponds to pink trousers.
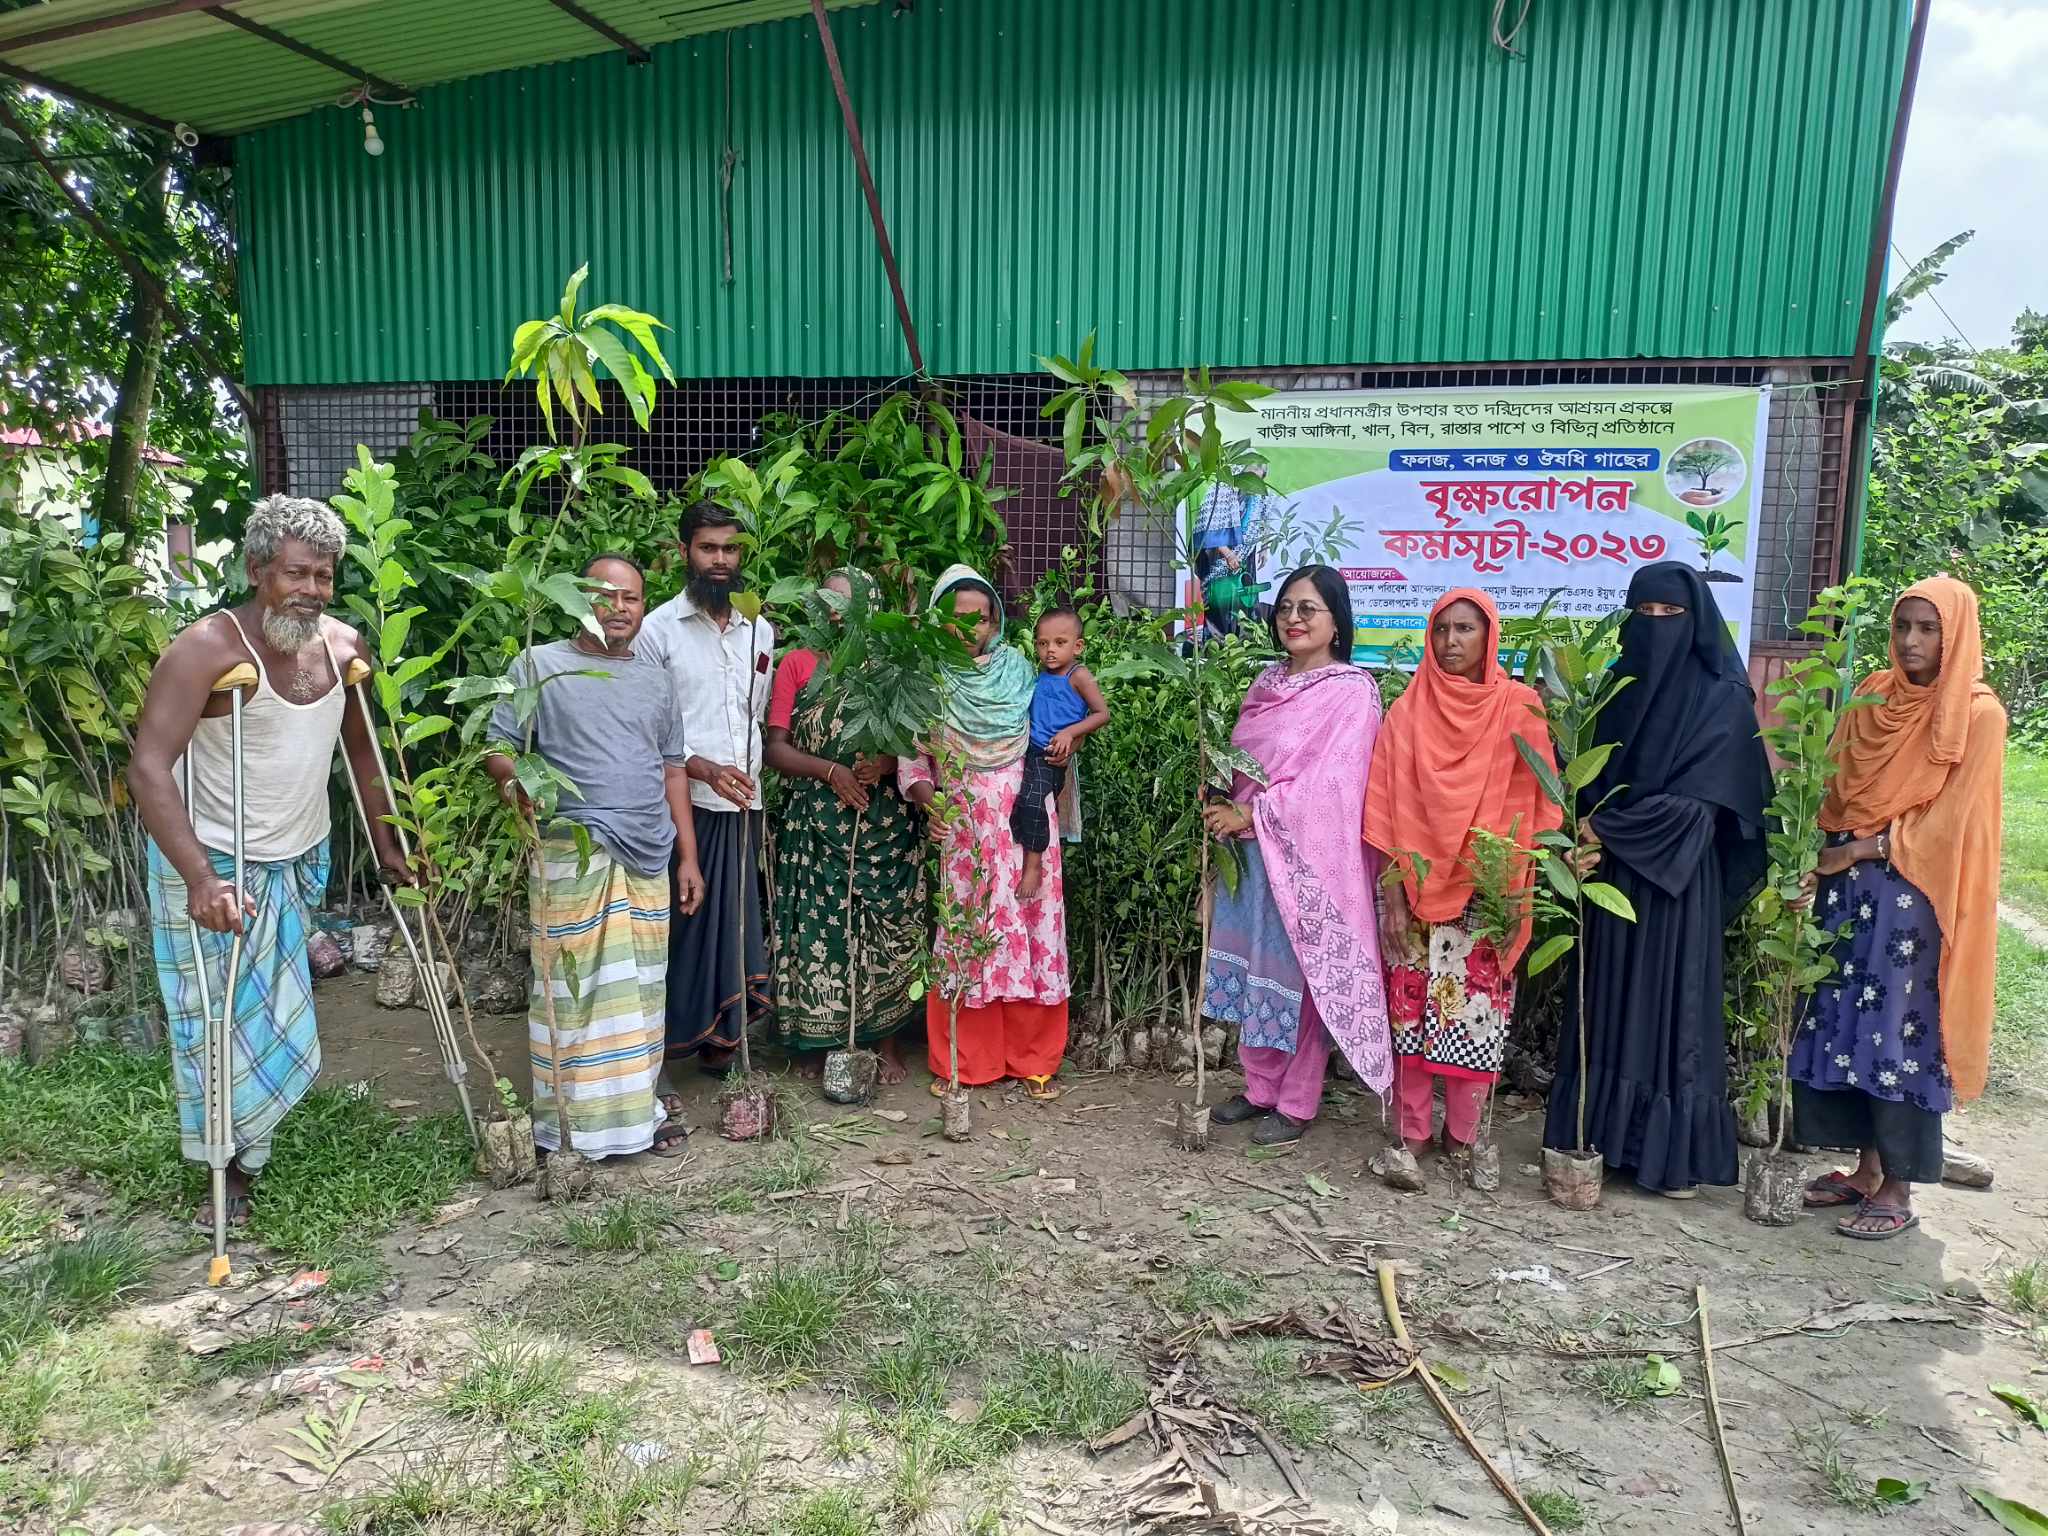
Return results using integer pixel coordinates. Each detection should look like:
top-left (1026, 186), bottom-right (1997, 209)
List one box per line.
top-left (1238, 997), bottom-right (1335, 1121)
top-left (1394, 1053), bottom-right (1489, 1145)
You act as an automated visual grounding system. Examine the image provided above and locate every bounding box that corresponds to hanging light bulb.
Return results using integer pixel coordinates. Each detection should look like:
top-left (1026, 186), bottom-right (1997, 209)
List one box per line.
top-left (361, 105), bottom-right (384, 157)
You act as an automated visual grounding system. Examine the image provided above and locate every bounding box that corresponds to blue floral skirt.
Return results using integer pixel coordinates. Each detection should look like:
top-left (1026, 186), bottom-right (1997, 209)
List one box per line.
top-left (1789, 834), bottom-right (1951, 1114)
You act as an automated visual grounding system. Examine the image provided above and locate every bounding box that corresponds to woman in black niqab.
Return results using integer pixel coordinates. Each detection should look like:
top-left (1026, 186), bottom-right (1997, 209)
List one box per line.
top-left (1543, 562), bottom-right (1774, 1195)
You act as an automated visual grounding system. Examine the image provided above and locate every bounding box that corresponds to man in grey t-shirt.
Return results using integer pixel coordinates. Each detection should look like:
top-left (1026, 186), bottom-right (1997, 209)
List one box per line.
top-left (484, 556), bottom-right (702, 1160)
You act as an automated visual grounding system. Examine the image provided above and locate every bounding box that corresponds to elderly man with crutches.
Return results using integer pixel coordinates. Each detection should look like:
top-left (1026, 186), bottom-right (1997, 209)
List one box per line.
top-left (131, 495), bottom-right (411, 1279)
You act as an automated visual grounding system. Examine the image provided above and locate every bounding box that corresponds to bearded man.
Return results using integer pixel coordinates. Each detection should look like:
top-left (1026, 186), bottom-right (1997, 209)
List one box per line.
top-left (639, 501), bottom-right (777, 1082)
top-left (130, 494), bottom-right (408, 1230)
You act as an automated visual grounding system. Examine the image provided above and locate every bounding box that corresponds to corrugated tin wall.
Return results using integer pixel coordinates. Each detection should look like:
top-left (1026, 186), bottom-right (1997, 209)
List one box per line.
top-left (236, 0), bottom-right (1911, 386)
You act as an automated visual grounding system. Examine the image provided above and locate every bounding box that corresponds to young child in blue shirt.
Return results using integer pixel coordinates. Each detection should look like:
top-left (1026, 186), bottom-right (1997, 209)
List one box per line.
top-left (1013, 606), bottom-right (1111, 899)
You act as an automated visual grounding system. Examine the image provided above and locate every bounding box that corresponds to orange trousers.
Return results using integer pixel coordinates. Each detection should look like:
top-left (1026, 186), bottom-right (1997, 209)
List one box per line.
top-left (925, 995), bottom-right (1070, 1086)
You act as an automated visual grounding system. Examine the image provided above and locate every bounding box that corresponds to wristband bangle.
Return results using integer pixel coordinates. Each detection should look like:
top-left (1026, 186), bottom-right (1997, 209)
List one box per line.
top-left (1876, 829), bottom-right (1891, 863)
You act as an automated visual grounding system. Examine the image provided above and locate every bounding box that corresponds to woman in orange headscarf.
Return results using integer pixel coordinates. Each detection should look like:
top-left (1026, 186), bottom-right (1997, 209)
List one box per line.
top-left (1364, 590), bottom-right (1560, 1189)
top-left (1792, 577), bottom-right (2005, 1240)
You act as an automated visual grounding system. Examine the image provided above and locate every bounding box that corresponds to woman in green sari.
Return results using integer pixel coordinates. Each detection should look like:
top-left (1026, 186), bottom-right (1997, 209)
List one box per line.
top-left (765, 570), bottom-right (927, 1082)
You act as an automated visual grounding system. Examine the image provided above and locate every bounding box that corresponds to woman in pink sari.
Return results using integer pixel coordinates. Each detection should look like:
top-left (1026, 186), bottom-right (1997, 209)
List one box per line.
top-left (1201, 565), bottom-right (1391, 1144)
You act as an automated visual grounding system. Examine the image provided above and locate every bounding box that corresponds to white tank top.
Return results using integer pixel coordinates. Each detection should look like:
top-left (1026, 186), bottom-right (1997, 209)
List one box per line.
top-left (181, 612), bottom-right (346, 863)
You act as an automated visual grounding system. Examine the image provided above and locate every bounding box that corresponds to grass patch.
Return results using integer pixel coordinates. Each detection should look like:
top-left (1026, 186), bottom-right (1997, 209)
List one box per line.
top-left (0, 1226), bottom-right (154, 1368)
top-left (0, 1047), bottom-right (473, 1264)
top-left (0, 1192), bottom-right (56, 1258)
top-left (558, 1193), bottom-right (679, 1255)
top-left (784, 1489), bottom-right (881, 1536)
top-left (1244, 1385), bottom-right (1334, 1447)
top-left (746, 1138), bottom-right (829, 1196)
top-left (447, 1329), bottom-right (575, 1428)
top-left (729, 1261), bottom-right (856, 1377)
top-left (0, 1322), bottom-right (183, 1454)
top-left (2001, 1256), bottom-right (2048, 1317)
top-left (860, 1285), bottom-right (981, 1411)
top-left (1993, 923), bottom-right (2048, 1092)
top-left (974, 1346), bottom-right (1147, 1449)
top-left (1527, 1489), bottom-right (1588, 1531)
top-left (1357, 1382), bottom-right (1416, 1447)
top-left (1575, 1359), bottom-right (1657, 1410)
top-left (193, 1317), bottom-right (353, 1382)
top-left (1795, 1424), bottom-right (1891, 1515)
top-left (2003, 747), bottom-right (2048, 928)
top-left (1165, 1265), bottom-right (1254, 1316)
top-left (515, 1251), bottom-right (701, 1354)
top-left (345, 1330), bottom-right (706, 1535)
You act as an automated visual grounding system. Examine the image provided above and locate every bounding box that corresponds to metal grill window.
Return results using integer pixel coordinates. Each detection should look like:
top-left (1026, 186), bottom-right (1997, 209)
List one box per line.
top-left (257, 359), bottom-right (1849, 650)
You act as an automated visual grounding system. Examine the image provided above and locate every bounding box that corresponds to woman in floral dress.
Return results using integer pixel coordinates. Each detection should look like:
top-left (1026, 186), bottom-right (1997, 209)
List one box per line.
top-left (765, 571), bottom-right (925, 1084)
top-left (1365, 589), bottom-right (1559, 1189)
top-left (1793, 577), bottom-right (2005, 1239)
top-left (900, 564), bottom-right (1070, 1099)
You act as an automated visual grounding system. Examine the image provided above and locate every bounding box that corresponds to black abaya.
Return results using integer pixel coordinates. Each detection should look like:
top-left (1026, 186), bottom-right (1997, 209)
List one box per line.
top-left (1542, 562), bottom-right (1772, 1192)
top-left (1544, 794), bottom-right (1740, 1189)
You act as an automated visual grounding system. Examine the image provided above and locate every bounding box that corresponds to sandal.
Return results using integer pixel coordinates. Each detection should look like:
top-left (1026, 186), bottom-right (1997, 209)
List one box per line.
top-left (1022, 1075), bottom-right (1062, 1102)
top-left (649, 1118), bottom-right (690, 1159)
top-left (658, 1093), bottom-right (687, 1120)
top-left (1804, 1170), bottom-right (1867, 1208)
top-left (192, 1192), bottom-right (254, 1231)
top-left (1838, 1200), bottom-right (1918, 1240)
top-left (931, 1078), bottom-right (963, 1098)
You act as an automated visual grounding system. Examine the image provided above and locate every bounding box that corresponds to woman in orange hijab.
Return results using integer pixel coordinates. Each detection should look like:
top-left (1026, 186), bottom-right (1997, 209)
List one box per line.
top-left (1364, 590), bottom-right (1560, 1190)
top-left (1791, 577), bottom-right (2005, 1240)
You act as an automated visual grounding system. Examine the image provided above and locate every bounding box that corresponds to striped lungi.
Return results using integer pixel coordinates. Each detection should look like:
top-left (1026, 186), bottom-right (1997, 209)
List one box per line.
top-left (147, 836), bottom-right (329, 1174)
top-left (527, 835), bottom-right (669, 1159)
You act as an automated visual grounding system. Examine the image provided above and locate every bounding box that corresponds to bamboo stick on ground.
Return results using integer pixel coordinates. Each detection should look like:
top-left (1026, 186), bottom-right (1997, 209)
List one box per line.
top-left (1696, 1284), bottom-right (1748, 1535)
top-left (1376, 1261), bottom-right (1554, 1536)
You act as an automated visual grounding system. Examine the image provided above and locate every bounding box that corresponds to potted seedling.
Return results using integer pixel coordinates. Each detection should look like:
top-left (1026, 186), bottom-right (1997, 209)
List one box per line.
top-left (928, 726), bottom-right (1001, 1141)
top-left (698, 452), bottom-right (816, 1139)
top-left (470, 266), bottom-right (673, 1199)
top-left (1743, 582), bottom-right (1871, 1225)
top-left (1512, 616), bottom-right (1638, 1211)
top-left (477, 1076), bottom-right (538, 1188)
top-left (1456, 826), bottom-right (1532, 1193)
top-left (782, 575), bottom-right (959, 1104)
top-left (1042, 349), bottom-right (1342, 1151)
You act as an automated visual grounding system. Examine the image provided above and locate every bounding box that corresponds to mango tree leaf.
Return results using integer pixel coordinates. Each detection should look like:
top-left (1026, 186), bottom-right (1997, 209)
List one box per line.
top-left (1874, 1478), bottom-right (1927, 1506)
top-left (1561, 740), bottom-right (1617, 792)
top-left (446, 675), bottom-right (517, 705)
top-left (1967, 1488), bottom-right (2048, 1536)
top-left (1305, 1173), bottom-right (1335, 1198)
top-left (1641, 1355), bottom-right (1681, 1396)
top-left (1512, 734), bottom-right (1568, 809)
top-left (1993, 1384), bottom-right (2048, 1431)
top-left (1431, 1362), bottom-right (1472, 1393)
top-left (1525, 934), bottom-right (1573, 975)
top-left (1582, 881), bottom-right (1638, 921)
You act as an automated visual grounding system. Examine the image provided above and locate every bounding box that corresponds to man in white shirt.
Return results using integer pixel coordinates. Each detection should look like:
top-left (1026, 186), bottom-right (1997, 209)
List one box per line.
top-left (639, 502), bottom-right (777, 1078)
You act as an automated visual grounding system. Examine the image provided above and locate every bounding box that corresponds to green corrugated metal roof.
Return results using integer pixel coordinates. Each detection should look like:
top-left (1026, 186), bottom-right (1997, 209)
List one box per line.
top-left (235, 0), bottom-right (1913, 384)
top-left (0, 0), bottom-right (878, 136)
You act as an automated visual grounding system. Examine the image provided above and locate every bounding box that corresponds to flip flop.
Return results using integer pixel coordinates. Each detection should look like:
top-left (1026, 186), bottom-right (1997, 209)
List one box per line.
top-left (1803, 1170), bottom-right (1866, 1208)
top-left (1838, 1200), bottom-right (1918, 1240)
top-left (658, 1093), bottom-right (687, 1120)
top-left (1021, 1075), bottom-right (1062, 1102)
top-left (649, 1118), bottom-right (690, 1158)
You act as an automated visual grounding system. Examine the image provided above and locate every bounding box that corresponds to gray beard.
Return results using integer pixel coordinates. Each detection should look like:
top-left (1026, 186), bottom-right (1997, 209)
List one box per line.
top-left (261, 607), bottom-right (320, 653)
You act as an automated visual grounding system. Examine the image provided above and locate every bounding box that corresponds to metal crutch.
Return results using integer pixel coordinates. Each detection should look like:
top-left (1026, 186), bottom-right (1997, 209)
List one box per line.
top-left (182, 661), bottom-right (257, 1287)
top-left (337, 657), bottom-right (480, 1143)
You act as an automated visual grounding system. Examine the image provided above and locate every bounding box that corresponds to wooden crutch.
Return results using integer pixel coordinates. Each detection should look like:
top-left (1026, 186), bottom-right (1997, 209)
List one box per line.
top-left (337, 657), bottom-right (480, 1143)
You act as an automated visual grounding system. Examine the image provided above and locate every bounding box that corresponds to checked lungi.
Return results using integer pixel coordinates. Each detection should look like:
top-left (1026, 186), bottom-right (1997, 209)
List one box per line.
top-left (147, 837), bottom-right (329, 1173)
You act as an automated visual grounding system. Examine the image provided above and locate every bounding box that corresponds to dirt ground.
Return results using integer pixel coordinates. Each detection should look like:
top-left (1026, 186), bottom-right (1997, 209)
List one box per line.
top-left (20, 968), bottom-right (2048, 1535)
